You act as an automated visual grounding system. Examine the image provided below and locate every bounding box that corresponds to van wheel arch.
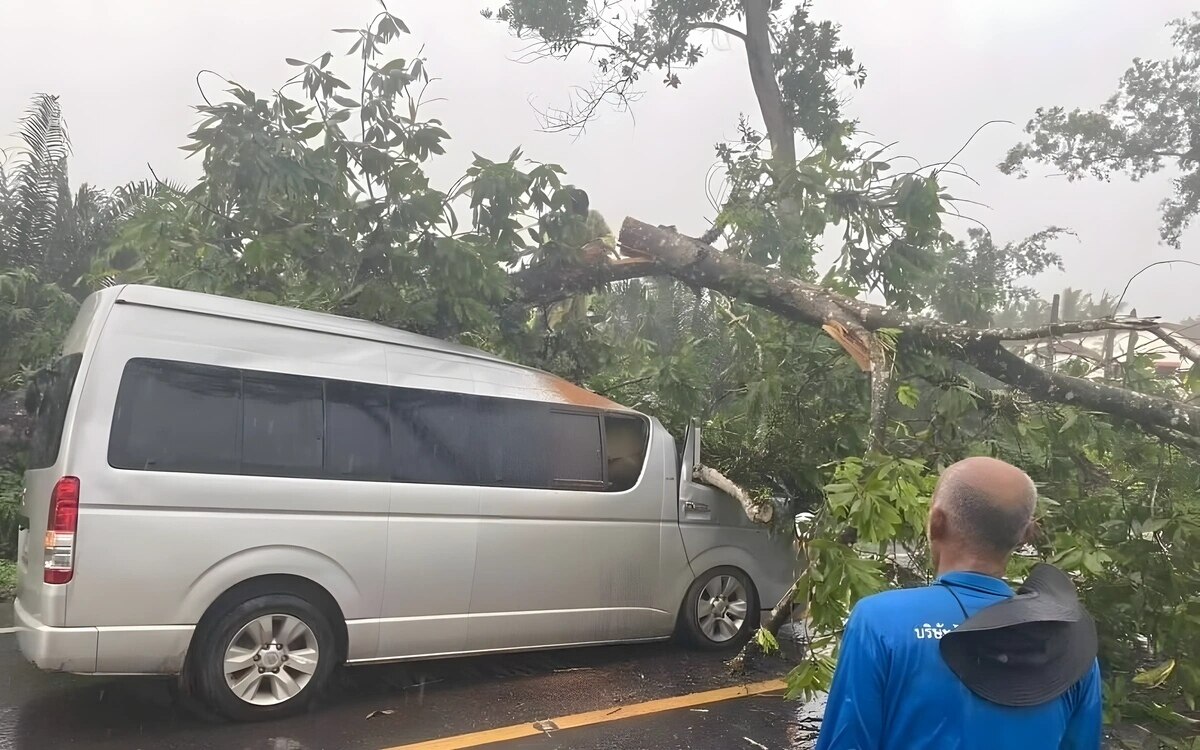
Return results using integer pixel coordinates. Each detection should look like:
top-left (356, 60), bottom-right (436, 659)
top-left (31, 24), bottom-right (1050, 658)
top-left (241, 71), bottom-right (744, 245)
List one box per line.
top-left (187, 574), bottom-right (348, 669)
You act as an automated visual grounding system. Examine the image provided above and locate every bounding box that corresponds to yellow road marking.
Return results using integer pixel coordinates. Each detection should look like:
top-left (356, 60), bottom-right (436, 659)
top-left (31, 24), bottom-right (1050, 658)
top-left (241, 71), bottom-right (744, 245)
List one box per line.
top-left (382, 678), bottom-right (788, 750)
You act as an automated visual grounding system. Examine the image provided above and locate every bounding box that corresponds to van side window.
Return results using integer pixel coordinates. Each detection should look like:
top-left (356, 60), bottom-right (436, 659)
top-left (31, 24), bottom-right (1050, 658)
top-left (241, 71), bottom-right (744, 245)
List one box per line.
top-left (604, 414), bottom-right (650, 492)
top-left (110, 358), bottom-right (649, 491)
top-left (391, 392), bottom-right (605, 490)
top-left (325, 381), bottom-right (391, 481)
top-left (473, 402), bottom-right (603, 489)
top-left (390, 389), bottom-right (479, 485)
top-left (109, 359), bottom-right (241, 473)
top-left (538, 410), bottom-right (604, 488)
top-left (241, 373), bottom-right (324, 478)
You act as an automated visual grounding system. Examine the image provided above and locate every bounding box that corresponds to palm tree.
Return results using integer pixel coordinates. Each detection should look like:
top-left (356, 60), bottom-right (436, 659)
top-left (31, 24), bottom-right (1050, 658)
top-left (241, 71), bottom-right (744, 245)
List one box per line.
top-left (0, 94), bottom-right (71, 274)
top-left (0, 95), bottom-right (170, 392)
top-left (993, 286), bottom-right (1130, 328)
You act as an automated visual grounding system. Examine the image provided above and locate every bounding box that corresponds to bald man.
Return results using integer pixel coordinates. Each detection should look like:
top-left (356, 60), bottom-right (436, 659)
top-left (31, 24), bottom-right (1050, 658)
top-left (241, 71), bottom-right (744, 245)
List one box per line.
top-left (814, 457), bottom-right (1102, 750)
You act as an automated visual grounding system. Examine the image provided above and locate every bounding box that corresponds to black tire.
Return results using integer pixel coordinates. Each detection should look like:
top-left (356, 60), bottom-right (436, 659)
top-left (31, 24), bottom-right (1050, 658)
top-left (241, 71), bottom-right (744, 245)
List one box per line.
top-left (678, 566), bottom-right (759, 651)
top-left (190, 593), bottom-right (337, 721)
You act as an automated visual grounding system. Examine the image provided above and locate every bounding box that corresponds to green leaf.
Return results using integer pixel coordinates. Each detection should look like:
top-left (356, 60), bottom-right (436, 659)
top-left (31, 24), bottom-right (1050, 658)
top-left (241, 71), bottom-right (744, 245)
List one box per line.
top-left (896, 383), bottom-right (919, 408)
top-left (754, 628), bottom-right (780, 655)
top-left (285, 58), bottom-right (308, 67)
top-left (1133, 659), bottom-right (1176, 688)
top-left (332, 95), bottom-right (361, 108)
top-left (381, 58), bottom-right (409, 74)
top-left (295, 122), bottom-right (324, 140)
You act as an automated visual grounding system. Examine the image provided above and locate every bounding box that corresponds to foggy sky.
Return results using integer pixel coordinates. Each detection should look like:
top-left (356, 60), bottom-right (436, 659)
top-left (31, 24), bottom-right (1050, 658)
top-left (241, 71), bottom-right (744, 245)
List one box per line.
top-left (1, 1), bottom-right (1196, 320)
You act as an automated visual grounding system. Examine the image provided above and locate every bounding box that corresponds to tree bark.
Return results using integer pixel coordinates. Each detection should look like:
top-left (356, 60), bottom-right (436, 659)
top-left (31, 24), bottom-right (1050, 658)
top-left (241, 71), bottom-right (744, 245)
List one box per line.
top-left (694, 464), bottom-right (773, 524)
top-left (742, 0), bottom-right (795, 168)
top-left (729, 565), bottom-right (809, 675)
top-left (1151, 325), bottom-right (1200, 366)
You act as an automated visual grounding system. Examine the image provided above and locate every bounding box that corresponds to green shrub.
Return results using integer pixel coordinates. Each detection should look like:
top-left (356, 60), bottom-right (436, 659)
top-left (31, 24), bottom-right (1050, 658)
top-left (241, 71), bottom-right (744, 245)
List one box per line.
top-left (0, 470), bottom-right (21, 561)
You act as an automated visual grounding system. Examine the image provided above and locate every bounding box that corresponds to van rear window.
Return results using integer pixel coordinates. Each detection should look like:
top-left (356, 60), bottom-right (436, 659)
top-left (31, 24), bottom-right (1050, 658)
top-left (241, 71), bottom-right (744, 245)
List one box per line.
top-left (26, 353), bottom-right (83, 469)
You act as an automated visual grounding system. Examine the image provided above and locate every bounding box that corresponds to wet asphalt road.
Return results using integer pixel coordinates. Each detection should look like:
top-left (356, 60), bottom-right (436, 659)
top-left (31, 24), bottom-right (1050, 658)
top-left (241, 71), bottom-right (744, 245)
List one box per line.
top-left (481, 695), bottom-right (824, 750)
top-left (0, 623), bottom-right (813, 750)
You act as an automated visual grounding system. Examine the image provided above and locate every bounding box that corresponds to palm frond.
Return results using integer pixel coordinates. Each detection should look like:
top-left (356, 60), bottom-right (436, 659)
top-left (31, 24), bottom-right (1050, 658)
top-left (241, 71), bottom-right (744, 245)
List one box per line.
top-left (106, 178), bottom-right (182, 223)
top-left (2, 94), bottom-right (71, 270)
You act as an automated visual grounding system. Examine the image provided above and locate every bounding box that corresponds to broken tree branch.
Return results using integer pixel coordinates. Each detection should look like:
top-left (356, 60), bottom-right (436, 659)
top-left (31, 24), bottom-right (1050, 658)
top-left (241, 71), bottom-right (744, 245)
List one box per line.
top-left (730, 565), bottom-right (810, 674)
top-left (982, 317), bottom-right (1162, 341)
top-left (1150, 325), bottom-right (1200, 366)
top-left (694, 464), bottom-right (774, 524)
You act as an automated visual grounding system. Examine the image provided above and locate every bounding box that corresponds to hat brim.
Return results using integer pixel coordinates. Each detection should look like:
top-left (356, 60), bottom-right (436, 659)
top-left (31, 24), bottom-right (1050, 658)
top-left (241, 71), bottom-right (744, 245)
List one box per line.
top-left (940, 608), bottom-right (1097, 707)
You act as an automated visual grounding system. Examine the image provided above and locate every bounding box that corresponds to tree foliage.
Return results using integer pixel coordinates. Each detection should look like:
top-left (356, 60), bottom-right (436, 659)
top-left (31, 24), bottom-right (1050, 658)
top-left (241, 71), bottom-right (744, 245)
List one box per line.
top-left (0, 4), bottom-right (1197, 741)
top-left (1001, 13), bottom-right (1200, 248)
top-left (483, 0), bottom-right (861, 142)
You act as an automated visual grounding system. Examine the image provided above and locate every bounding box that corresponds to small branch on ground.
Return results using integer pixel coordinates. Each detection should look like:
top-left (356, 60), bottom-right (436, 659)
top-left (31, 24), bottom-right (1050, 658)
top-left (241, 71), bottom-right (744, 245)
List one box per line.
top-left (729, 572), bottom-right (808, 676)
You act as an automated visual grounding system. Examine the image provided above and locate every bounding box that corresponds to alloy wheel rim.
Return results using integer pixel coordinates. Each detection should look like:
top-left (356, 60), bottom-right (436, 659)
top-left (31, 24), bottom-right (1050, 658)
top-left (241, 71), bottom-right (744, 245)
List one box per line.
top-left (223, 613), bottom-right (320, 706)
top-left (696, 574), bottom-right (748, 642)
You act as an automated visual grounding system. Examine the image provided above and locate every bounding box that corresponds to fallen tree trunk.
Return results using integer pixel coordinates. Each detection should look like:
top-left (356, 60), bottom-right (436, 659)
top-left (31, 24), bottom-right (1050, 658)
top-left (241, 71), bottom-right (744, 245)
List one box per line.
top-left (514, 218), bottom-right (1200, 444)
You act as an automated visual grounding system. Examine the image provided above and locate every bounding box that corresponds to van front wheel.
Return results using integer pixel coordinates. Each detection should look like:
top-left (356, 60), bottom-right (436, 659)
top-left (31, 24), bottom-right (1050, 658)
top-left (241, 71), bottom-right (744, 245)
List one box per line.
top-left (192, 594), bottom-right (336, 721)
top-left (678, 567), bottom-right (758, 651)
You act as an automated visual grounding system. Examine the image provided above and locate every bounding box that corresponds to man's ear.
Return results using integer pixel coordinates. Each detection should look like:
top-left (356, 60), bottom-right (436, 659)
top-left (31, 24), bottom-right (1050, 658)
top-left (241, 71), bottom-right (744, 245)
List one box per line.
top-left (928, 506), bottom-right (949, 542)
top-left (1021, 517), bottom-right (1043, 546)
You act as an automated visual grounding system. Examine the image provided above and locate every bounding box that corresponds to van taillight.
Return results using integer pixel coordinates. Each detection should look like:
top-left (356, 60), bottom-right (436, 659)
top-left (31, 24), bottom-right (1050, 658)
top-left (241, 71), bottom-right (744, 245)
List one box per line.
top-left (44, 476), bottom-right (79, 585)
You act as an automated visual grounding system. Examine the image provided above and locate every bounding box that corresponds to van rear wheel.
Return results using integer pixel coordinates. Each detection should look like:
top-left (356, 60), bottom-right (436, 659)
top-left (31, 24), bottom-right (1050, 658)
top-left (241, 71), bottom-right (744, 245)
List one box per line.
top-left (678, 567), bottom-right (758, 651)
top-left (192, 594), bottom-right (335, 721)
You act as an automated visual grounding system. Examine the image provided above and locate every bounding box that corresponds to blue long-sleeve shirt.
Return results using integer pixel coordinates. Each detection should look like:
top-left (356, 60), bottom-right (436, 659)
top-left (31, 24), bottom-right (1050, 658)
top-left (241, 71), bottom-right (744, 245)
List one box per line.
top-left (815, 571), bottom-right (1102, 750)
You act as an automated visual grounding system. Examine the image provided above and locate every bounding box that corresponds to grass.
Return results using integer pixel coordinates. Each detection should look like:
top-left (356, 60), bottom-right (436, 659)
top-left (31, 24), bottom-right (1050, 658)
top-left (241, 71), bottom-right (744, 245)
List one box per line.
top-left (0, 558), bottom-right (15, 602)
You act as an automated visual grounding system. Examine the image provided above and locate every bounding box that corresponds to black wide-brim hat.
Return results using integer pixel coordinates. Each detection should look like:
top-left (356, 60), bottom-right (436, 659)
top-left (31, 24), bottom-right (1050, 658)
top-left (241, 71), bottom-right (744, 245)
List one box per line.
top-left (939, 563), bottom-right (1098, 707)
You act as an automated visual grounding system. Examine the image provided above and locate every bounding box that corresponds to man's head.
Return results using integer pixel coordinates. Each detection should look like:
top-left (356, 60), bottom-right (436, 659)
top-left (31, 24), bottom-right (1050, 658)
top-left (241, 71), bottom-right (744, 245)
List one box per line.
top-left (927, 457), bottom-right (1038, 576)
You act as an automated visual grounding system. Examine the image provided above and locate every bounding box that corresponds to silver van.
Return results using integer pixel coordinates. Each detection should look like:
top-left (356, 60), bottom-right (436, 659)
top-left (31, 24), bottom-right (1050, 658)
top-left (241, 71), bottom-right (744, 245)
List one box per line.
top-left (14, 284), bottom-right (794, 720)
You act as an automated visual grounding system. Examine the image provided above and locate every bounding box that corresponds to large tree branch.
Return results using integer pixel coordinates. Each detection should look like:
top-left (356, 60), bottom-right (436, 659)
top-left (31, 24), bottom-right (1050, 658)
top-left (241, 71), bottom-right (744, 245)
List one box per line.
top-left (511, 217), bottom-right (1200, 440)
top-left (694, 464), bottom-right (773, 524)
top-left (985, 318), bottom-right (1162, 341)
top-left (684, 21), bottom-right (748, 42)
top-left (957, 341), bottom-right (1200, 437)
top-left (1150, 325), bottom-right (1200, 365)
top-left (743, 0), bottom-right (795, 167)
top-left (511, 255), bottom-right (659, 306)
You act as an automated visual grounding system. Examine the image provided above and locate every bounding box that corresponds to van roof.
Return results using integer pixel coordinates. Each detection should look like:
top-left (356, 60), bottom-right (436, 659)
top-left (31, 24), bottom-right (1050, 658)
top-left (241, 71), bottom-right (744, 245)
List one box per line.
top-left (108, 284), bottom-right (633, 412)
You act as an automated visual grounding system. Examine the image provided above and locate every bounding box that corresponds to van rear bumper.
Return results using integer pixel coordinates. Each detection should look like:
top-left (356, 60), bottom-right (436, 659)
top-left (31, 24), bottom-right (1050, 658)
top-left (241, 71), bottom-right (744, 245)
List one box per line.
top-left (14, 597), bottom-right (98, 673)
top-left (15, 598), bottom-right (194, 675)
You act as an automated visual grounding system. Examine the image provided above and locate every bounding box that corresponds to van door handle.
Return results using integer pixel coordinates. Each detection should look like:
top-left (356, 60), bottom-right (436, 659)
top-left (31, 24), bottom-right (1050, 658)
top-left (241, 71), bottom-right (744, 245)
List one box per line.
top-left (684, 501), bottom-right (709, 512)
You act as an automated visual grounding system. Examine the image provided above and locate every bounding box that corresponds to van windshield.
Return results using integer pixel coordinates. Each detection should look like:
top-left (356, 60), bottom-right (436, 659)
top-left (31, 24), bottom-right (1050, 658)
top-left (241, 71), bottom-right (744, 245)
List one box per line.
top-left (25, 353), bottom-right (83, 469)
